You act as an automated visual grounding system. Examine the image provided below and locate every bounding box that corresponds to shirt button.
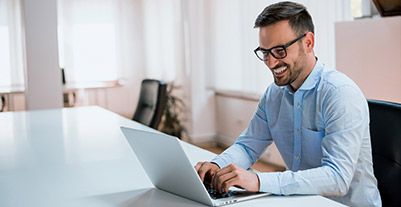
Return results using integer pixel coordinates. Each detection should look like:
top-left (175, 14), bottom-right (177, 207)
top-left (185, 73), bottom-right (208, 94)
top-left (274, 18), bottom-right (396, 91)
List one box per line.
top-left (297, 103), bottom-right (301, 108)
top-left (295, 155), bottom-right (301, 160)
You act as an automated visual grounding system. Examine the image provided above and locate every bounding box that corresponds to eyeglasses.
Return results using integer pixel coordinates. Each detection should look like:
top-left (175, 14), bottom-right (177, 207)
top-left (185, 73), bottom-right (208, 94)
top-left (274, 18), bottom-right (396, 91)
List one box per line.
top-left (254, 33), bottom-right (306, 61)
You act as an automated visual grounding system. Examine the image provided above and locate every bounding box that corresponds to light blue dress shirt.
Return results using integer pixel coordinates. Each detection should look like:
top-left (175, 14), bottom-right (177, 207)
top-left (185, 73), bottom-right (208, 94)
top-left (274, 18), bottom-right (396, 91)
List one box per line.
top-left (212, 61), bottom-right (381, 207)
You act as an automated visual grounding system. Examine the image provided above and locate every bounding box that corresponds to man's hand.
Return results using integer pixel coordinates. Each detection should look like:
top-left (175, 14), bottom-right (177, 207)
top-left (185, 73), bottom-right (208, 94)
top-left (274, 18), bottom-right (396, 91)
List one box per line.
top-left (212, 164), bottom-right (260, 193)
top-left (195, 161), bottom-right (220, 184)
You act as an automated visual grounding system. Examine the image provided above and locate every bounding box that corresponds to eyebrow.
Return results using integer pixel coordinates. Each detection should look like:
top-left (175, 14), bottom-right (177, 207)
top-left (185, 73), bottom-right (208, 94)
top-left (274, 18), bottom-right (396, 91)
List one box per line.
top-left (260, 33), bottom-right (306, 50)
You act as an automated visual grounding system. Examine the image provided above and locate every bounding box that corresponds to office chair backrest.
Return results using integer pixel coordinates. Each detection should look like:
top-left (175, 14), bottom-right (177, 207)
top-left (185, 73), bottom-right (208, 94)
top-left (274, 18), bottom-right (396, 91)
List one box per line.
top-left (133, 79), bottom-right (167, 129)
top-left (0, 95), bottom-right (5, 112)
top-left (368, 99), bottom-right (401, 206)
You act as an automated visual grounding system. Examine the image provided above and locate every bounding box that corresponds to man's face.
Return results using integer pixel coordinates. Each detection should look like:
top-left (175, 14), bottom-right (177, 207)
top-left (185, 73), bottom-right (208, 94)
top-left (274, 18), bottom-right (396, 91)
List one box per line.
top-left (258, 20), bottom-right (307, 89)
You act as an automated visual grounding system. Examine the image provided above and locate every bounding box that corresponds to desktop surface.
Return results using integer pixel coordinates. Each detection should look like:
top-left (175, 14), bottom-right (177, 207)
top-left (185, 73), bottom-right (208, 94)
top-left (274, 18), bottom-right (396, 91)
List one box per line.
top-left (0, 106), bottom-right (345, 207)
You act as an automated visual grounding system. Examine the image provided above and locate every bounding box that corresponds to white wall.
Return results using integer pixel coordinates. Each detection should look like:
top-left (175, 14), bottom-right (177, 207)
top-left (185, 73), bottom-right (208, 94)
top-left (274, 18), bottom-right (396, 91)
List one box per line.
top-left (23, 0), bottom-right (63, 110)
top-left (215, 92), bottom-right (285, 167)
top-left (336, 16), bottom-right (401, 103)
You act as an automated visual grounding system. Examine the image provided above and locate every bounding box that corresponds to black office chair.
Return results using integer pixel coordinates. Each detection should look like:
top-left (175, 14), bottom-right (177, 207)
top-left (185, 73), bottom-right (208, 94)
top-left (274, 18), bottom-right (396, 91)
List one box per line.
top-left (133, 79), bottom-right (167, 129)
top-left (368, 99), bottom-right (401, 207)
top-left (0, 95), bottom-right (5, 112)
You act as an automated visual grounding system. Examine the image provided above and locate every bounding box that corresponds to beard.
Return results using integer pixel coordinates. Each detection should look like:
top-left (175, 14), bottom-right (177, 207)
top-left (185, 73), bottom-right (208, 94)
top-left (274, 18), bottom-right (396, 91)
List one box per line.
top-left (272, 62), bottom-right (301, 87)
top-left (272, 48), bottom-right (306, 88)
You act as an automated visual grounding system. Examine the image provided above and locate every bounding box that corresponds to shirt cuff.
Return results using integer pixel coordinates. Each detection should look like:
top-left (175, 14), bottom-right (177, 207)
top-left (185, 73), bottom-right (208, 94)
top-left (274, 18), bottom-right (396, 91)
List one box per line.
top-left (211, 156), bottom-right (230, 169)
top-left (210, 161), bottom-right (221, 169)
top-left (256, 172), bottom-right (282, 195)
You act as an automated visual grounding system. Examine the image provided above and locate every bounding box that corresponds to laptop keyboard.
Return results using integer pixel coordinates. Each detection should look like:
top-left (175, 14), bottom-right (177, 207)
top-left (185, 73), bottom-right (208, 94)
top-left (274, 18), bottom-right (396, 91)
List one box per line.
top-left (205, 185), bottom-right (235, 199)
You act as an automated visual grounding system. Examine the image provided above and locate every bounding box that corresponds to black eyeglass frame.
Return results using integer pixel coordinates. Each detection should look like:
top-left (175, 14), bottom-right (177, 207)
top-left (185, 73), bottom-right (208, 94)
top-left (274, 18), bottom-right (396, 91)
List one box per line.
top-left (254, 33), bottom-right (307, 61)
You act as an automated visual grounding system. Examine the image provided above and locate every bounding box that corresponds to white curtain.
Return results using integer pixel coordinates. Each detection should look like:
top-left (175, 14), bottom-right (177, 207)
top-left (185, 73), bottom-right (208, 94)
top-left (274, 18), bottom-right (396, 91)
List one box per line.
top-left (0, 0), bottom-right (24, 88)
top-left (57, 0), bottom-right (185, 85)
top-left (58, 0), bottom-right (122, 83)
top-left (141, 0), bottom-right (186, 84)
top-left (206, 0), bottom-right (352, 94)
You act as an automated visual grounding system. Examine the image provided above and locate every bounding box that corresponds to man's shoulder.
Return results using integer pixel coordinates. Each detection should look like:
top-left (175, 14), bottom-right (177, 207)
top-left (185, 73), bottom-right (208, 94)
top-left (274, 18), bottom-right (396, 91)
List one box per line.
top-left (317, 68), bottom-right (366, 105)
top-left (318, 68), bottom-right (360, 92)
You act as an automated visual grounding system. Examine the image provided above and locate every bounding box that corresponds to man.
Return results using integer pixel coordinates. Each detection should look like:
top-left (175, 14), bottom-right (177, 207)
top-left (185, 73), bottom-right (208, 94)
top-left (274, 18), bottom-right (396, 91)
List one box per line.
top-left (195, 2), bottom-right (381, 206)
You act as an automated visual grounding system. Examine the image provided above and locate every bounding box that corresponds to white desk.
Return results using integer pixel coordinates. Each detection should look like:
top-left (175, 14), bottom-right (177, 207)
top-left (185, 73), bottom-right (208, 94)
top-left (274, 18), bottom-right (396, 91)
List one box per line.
top-left (0, 106), bottom-right (345, 207)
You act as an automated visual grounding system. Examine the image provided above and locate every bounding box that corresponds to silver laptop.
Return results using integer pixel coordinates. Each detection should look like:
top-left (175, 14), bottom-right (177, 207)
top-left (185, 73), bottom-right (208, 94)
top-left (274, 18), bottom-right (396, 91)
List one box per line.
top-left (121, 127), bottom-right (270, 206)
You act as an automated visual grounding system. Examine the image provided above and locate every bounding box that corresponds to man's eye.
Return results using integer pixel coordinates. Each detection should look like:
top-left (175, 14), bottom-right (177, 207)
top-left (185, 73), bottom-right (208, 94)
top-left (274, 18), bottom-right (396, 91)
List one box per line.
top-left (273, 48), bottom-right (286, 57)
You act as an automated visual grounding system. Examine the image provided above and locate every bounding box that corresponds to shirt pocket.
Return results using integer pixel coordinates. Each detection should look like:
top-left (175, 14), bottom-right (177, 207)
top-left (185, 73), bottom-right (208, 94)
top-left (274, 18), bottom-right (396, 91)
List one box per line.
top-left (302, 128), bottom-right (325, 166)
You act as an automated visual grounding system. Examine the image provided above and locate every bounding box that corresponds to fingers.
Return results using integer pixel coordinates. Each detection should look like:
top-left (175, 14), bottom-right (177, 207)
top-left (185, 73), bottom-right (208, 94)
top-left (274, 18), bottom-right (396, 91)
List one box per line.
top-left (212, 164), bottom-right (238, 193)
top-left (220, 176), bottom-right (240, 193)
top-left (195, 162), bottom-right (207, 182)
top-left (196, 162), bottom-right (259, 193)
top-left (211, 164), bottom-right (260, 193)
top-left (194, 162), bottom-right (203, 171)
top-left (215, 171), bottom-right (238, 193)
top-left (195, 162), bottom-right (219, 183)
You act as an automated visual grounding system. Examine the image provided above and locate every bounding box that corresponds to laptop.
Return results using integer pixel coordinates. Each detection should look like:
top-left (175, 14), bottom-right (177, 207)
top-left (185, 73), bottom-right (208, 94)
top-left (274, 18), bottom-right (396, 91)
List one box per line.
top-left (120, 126), bottom-right (270, 206)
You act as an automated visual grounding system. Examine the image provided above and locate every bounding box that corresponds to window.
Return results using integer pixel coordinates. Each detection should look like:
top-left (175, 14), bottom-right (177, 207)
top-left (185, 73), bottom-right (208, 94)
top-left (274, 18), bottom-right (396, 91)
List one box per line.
top-left (57, 0), bottom-right (121, 84)
top-left (351, 0), bottom-right (379, 18)
top-left (0, 23), bottom-right (12, 87)
top-left (57, 0), bottom-right (185, 90)
top-left (207, 0), bottom-right (272, 94)
top-left (0, 0), bottom-right (24, 89)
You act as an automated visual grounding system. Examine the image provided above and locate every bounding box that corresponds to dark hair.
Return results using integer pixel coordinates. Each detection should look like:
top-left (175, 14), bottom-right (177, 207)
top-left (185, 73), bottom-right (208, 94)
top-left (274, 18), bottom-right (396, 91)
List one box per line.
top-left (254, 1), bottom-right (314, 35)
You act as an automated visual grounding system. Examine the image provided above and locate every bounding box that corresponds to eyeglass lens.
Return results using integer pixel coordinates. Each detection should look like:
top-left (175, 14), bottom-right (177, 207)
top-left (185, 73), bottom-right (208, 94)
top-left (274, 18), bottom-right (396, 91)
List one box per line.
top-left (255, 46), bottom-right (286, 61)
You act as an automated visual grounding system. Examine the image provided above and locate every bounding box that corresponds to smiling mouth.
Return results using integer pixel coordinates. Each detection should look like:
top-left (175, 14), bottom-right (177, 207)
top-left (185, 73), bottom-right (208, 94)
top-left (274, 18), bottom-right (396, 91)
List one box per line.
top-left (273, 66), bottom-right (287, 76)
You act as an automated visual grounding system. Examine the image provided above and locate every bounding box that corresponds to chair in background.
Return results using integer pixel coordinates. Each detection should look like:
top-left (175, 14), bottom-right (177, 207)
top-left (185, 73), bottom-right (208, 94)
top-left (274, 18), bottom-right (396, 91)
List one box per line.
top-left (368, 99), bottom-right (401, 206)
top-left (0, 95), bottom-right (5, 112)
top-left (133, 79), bottom-right (167, 129)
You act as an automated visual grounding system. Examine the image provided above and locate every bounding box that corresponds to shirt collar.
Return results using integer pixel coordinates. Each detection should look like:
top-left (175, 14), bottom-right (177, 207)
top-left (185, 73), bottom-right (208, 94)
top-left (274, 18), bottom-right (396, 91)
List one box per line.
top-left (284, 59), bottom-right (323, 93)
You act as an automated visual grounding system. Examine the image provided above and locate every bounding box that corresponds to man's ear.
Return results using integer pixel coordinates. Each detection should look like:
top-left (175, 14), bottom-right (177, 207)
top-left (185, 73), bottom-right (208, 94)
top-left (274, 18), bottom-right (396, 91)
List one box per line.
top-left (304, 32), bottom-right (314, 53)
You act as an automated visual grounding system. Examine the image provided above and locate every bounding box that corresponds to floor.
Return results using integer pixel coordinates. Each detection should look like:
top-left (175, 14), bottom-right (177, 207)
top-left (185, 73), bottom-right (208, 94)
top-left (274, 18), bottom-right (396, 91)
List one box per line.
top-left (193, 142), bottom-right (285, 173)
